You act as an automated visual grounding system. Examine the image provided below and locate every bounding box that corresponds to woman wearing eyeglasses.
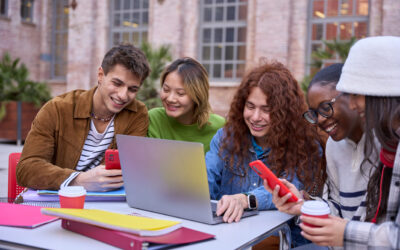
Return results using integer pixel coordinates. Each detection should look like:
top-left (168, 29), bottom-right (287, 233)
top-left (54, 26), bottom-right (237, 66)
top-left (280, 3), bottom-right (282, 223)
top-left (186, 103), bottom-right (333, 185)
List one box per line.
top-left (264, 63), bottom-right (379, 231)
top-left (299, 36), bottom-right (400, 248)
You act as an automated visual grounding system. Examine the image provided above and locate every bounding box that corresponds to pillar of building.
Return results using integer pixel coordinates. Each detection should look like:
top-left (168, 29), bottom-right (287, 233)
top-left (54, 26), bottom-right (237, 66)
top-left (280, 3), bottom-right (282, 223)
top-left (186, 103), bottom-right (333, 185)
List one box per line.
top-left (382, 0), bottom-right (400, 36)
top-left (149, 0), bottom-right (198, 59)
top-left (66, 0), bottom-right (108, 91)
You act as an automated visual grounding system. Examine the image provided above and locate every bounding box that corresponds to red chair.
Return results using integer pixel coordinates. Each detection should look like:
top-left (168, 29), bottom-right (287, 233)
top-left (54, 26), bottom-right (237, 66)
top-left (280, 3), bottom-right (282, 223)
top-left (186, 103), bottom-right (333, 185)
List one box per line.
top-left (8, 152), bottom-right (24, 202)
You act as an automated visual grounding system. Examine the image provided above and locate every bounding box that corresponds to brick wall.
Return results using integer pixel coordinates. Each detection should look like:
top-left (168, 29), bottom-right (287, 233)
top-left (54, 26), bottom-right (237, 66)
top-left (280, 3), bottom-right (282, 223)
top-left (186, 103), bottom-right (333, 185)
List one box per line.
top-left (1, 0), bottom-right (400, 115)
top-left (382, 0), bottom-right (400, 35)
top-left (66, 0), bottom-right (109, 91)
top-left (0, 0), bottom-right (45, 82)
top-left (150, 0), bottom-right (199, 58)
top-left (210, 0), bottom-right (309, 115)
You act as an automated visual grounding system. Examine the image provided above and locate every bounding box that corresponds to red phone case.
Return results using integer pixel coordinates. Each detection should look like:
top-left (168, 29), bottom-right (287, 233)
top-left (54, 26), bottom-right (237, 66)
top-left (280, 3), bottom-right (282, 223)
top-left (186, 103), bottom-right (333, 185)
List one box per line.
top-left (249, 160), bottom-right (298, 202)
top-left (105, 149), bottom-right (121, 170)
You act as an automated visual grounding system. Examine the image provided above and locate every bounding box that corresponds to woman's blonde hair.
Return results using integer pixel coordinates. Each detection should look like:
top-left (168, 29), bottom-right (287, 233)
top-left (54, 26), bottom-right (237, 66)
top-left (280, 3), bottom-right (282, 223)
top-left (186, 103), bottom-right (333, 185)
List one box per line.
top-left (160, 57), bottom-right (211, 128)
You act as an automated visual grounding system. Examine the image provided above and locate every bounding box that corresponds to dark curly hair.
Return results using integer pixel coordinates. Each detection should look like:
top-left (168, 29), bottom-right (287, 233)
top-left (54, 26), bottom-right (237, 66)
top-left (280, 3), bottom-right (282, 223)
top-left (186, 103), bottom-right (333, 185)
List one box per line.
top-left (101, 44), bottom-right (150, 84)
top-left (220, 61), bottom-right (326, 193)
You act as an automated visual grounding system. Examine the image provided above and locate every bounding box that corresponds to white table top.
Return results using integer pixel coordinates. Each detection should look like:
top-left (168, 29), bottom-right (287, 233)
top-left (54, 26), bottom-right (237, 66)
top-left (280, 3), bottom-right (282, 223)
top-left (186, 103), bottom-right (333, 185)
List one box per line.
top-left (0, 201), bottom-right (293, 249)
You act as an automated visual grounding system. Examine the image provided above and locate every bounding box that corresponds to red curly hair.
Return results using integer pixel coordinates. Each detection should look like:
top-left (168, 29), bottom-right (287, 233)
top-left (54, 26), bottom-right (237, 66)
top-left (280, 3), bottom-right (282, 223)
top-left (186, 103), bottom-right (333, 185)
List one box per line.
top-left (220, 61), bottom-right (325, 193)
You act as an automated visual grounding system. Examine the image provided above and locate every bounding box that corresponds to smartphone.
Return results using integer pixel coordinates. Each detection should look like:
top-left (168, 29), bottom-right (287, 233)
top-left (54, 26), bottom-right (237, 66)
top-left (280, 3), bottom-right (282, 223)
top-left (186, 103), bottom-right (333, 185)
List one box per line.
top-left (249, 160), bottom-right (298, 202)
top-left (105, 149), bottom-right (121, 170)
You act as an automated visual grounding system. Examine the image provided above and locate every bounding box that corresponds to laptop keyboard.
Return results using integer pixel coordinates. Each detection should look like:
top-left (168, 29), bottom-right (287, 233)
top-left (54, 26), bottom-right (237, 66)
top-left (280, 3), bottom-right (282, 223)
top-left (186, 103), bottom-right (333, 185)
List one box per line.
top-left (210, 200), bottom-right (258, 221)
top-left (211, 201), bottom-right (225, 218)
top-left (212, 212), bottom-right (220, 218)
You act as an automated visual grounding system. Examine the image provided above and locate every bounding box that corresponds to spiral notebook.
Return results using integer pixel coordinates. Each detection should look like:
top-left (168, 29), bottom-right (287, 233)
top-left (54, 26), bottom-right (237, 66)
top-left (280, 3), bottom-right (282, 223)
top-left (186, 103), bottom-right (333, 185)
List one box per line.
top-left (19, 188), bottom-right (126, 203)
top-left (0, 203), bottom-right (58, 228)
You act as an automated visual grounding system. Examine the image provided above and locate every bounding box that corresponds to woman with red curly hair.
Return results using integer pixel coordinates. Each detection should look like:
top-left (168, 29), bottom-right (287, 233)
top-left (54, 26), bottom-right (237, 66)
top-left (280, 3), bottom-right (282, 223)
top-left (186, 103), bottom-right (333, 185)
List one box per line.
top-left (206, 61), bottom-right (324, 232)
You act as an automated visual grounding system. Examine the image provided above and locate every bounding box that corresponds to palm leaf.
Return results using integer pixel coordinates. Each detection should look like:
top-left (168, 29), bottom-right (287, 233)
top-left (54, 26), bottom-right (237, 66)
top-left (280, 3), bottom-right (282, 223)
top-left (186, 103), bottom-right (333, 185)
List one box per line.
top-left (137, 42), bottom-right (172, 109)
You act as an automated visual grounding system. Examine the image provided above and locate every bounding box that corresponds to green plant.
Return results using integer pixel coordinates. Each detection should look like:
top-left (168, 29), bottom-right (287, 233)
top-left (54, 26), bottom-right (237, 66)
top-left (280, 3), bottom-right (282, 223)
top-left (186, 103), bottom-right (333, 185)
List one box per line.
top-left (301, 37), bottom-right (357, 95)
top-left (137, 42), bottom-right (172, 109)
top-left (0, 52), bottom-right (51, 120)
top-left (300, 75), bottom-right (313, 94)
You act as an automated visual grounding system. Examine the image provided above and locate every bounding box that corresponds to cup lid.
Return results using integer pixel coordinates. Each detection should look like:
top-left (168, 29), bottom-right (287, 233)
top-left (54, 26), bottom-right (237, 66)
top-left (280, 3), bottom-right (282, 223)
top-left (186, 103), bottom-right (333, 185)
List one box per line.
top-left (58, 186), bottom-right (87, 197)
top-left (301, 200), bottom-right (330, 216)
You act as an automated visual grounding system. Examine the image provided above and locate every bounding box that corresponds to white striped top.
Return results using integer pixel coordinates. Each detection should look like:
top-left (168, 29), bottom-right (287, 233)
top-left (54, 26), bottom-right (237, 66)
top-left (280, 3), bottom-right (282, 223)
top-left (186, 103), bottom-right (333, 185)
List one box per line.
top-left (322, 134), bottom-right (379, 221)
top-left (60, 118), bottom-right (115, 188)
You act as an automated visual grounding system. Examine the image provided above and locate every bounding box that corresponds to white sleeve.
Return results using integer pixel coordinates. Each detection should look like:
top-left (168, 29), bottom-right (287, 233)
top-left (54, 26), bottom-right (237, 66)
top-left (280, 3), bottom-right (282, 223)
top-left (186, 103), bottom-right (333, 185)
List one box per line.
top-left (59, 172), bottom-right (80, 189)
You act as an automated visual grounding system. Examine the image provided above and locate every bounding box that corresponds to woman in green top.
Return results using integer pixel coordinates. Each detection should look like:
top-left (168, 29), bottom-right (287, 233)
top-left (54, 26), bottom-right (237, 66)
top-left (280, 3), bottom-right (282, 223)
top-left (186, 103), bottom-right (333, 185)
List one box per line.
top-left (148, 57), bottom-right (225, 153)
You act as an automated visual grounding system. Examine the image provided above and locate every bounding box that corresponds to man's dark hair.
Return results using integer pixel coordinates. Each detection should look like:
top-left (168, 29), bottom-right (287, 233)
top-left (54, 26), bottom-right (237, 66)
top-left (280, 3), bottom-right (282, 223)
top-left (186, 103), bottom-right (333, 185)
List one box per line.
top-left (101, 44), bottom-right (150, 84)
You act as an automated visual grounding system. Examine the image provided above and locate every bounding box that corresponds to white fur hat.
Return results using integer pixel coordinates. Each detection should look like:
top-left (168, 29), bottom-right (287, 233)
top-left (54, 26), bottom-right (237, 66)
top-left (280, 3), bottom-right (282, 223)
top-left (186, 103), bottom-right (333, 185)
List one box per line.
top-left (336, 36), bottom-right (400, 96)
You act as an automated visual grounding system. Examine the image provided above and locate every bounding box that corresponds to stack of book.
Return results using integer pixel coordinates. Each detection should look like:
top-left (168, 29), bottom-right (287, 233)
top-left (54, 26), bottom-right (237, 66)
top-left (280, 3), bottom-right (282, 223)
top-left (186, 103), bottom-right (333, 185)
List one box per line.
top-left (18, 188), bottom-right (126, 202)
top-left (42, 208), bottom-right (214, 249)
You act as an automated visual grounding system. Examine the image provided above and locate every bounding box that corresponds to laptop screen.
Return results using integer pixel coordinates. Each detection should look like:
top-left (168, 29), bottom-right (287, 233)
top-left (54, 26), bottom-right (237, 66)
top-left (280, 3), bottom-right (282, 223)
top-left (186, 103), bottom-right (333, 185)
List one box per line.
top-left (116, 135), bottom-right (215, 223)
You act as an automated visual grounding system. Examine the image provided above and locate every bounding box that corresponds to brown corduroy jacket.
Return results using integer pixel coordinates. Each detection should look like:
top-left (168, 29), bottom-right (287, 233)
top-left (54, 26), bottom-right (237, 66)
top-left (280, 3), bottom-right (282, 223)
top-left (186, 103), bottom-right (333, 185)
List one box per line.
top-left (16, 87), bottom-right (149, 190)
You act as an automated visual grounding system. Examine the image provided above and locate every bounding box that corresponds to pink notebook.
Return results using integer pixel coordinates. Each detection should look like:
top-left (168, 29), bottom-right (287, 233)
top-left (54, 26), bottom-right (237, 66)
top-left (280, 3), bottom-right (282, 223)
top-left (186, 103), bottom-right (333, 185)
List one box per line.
top-left (0, 203), bottom-right (58, 228)
top-left (62, 219), bottom-right (215, 249)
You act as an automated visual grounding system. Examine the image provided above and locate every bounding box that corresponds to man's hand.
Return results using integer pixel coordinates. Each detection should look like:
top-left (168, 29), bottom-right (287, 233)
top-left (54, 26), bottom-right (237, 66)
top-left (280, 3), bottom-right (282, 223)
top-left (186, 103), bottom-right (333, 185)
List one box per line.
top-left (216, 193), bottom-right (248, 223)
top-left (263, 179), bottom-right (303, 215)
top-left (299, 215), bottom-right (348, 247)
top-left (70, 165), bottom-right (123, 192)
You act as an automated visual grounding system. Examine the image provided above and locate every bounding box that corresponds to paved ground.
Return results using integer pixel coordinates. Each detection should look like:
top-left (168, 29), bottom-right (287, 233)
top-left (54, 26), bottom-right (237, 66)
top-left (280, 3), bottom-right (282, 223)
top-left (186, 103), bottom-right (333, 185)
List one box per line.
top-left (0, 141), bottom-right (24, 198)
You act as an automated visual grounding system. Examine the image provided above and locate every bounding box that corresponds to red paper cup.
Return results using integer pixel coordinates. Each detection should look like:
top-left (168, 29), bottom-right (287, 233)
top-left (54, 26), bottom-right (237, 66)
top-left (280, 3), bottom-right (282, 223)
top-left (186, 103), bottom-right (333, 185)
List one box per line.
top-left (301, 200), bottom-right (330, 227)
top-left (58, 186), bottom-right (86, 209)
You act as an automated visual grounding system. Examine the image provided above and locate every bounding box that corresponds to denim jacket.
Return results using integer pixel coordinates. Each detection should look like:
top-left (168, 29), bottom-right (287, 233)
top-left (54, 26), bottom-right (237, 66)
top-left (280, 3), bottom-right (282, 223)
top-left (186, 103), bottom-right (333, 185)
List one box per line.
top-left (205, 128), bottom-right (304, 210)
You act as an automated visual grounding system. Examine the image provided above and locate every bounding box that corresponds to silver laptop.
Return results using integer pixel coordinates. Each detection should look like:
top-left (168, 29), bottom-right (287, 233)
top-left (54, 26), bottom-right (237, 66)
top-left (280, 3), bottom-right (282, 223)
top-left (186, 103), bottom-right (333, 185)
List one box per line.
top-left (116, 134), bottom-right (258, 224)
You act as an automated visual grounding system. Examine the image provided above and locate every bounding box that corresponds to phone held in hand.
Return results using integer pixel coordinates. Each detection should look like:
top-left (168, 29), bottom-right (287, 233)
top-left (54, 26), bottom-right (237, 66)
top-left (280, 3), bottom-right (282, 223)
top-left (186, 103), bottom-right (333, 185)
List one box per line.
top-left (249, 160), bottom-right (298, 202)
top-left (105, 149), bottom-right (121, 170)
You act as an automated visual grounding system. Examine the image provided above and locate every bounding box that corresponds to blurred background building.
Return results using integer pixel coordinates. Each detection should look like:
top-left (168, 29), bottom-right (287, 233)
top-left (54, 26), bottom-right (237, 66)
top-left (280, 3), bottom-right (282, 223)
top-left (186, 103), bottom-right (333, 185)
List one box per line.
top-left (1, 0), bottom-right (399, 115)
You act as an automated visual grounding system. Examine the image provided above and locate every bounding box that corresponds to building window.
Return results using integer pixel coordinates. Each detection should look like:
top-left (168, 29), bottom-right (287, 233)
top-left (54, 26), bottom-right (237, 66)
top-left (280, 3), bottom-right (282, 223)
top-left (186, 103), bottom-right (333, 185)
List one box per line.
top-left (51, 0), bottom-right (69, 79)
top-left (307, 0), bottom-right (369, 74)
top-left (110, 0), bottom-right (149, 47)
top-left (21, 0), bottom-right (34, 22)
top-left (199, 0), bottom-right (247, 81)
top-left (0, 0), bottom-right (8, 16)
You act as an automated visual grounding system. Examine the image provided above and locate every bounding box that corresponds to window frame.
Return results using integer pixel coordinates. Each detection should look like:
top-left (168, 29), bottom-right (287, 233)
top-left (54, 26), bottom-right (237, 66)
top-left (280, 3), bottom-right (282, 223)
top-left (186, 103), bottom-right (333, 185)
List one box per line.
top-left (198, 0), bottom-right (248, 82)
top-left (21, 0), bottom-right (34, 23)
top-left (109, 0), bottom-right (149, 48)
top-left (306, 0), bottom-right (370, 75)
top-left (0, 0), bottom-right (8, 17)
top-left (50, 0), bottom-right (69, 79)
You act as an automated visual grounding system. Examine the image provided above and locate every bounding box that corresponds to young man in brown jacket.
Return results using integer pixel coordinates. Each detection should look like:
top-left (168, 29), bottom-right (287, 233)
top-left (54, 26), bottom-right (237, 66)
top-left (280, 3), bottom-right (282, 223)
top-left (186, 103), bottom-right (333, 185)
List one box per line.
top-left (16, 44), bottom-right (150, 192)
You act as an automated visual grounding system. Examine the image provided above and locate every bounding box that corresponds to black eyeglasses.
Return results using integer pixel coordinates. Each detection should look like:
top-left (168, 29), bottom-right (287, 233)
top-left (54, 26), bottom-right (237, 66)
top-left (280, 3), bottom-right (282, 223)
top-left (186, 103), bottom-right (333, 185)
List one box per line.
top-left (303, 93), bottom-right (344, 124)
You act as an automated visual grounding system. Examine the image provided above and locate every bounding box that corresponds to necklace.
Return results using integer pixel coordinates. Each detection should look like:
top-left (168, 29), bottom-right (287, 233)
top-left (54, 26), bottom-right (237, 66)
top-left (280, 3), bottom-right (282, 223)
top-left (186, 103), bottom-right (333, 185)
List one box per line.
top-left (90, 112), bottom-right (113, 122)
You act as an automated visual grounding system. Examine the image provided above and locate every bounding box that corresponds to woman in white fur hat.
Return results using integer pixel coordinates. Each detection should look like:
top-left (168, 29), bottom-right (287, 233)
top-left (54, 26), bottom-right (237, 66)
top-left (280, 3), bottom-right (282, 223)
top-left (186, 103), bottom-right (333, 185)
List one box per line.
top-left (300, 36), bottom-right (400, 249)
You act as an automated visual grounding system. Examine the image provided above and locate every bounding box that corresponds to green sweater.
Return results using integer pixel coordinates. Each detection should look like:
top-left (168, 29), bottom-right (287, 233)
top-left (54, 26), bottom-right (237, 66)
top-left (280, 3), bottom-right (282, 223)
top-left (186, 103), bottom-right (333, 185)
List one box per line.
top-left (148, 107), bottom-right (225, 153)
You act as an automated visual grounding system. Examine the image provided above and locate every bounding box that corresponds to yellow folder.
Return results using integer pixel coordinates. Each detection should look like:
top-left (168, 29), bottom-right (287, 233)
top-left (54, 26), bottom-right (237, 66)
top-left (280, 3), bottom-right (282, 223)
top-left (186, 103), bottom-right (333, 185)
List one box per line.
top-left (41, 208), bottom-right (181, 236)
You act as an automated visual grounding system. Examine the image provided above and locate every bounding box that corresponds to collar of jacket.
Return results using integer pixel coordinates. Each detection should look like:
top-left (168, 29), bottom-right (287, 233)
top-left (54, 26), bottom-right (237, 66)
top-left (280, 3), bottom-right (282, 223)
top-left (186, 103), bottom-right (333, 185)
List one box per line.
top-left (248, 147), bottom-right (271, 159)
top-left (247, 136), bottom-right (271, 159)
top-left (73, 86), bottom-right (138, 119)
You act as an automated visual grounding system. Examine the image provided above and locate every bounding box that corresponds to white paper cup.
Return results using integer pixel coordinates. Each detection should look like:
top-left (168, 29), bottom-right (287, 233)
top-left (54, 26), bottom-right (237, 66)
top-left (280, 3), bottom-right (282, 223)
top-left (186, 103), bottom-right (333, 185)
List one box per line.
top-left (301, 200), bottom-right (330, 227)
top-left (58, 186), bottom-right (86, 209)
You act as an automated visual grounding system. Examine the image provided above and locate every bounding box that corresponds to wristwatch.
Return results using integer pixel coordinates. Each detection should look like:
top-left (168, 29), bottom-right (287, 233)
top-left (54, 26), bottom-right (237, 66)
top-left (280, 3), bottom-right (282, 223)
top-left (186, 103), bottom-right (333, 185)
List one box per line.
top-left (243, 193), bottom-right (257, 210)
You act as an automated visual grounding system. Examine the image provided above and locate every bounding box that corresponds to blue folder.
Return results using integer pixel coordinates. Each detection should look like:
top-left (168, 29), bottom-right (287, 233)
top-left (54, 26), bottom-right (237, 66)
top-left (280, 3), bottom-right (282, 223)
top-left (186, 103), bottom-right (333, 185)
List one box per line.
top-left (20, 187), bottom-right (126, 202)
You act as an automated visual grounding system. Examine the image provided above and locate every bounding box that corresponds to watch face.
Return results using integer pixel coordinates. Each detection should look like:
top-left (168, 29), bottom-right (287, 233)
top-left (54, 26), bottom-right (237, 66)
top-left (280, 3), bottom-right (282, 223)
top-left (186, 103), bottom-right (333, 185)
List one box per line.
top-left (248, 194), bottom-right (257, 209)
